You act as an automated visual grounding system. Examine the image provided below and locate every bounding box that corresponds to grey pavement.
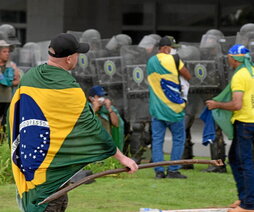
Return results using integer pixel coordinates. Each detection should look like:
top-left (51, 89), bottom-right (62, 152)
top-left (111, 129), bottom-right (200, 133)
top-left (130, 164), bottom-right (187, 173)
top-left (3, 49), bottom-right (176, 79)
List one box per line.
top-left (140, 208), bottom-right (229, 212)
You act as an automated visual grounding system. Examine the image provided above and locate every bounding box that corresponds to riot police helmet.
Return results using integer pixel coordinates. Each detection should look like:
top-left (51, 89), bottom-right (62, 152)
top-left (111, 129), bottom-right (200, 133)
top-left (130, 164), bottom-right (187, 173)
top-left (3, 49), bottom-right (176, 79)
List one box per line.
top-left (0, 24), bottom-right (20, 45)
top-left (80, 29), bottom-right (101, 43)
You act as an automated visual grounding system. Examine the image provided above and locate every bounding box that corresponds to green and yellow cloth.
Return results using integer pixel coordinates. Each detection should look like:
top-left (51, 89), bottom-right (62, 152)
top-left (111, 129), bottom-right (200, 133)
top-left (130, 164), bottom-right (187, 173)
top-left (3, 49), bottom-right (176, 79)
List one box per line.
top-left (8, 64), bottom-right (117, 212)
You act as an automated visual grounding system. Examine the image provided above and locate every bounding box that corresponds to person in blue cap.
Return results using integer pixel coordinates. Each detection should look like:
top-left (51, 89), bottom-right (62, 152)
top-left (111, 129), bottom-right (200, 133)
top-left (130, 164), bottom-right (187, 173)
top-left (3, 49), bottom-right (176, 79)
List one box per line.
top-left (88, 85), bottom-right (125, 151)
top-left (206, 44), bottom-right (254, 212)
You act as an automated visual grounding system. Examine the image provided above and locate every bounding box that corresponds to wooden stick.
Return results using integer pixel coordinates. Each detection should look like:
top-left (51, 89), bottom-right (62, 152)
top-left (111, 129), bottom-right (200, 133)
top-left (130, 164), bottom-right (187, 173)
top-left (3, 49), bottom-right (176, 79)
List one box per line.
top-left (38, 159), bottom-right (223, 205)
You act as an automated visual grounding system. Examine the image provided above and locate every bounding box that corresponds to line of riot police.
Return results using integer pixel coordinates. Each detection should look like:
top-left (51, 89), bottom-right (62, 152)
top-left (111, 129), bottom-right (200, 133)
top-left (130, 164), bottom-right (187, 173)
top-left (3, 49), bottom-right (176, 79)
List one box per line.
top-left (3, 23), bottom-right (254, 167)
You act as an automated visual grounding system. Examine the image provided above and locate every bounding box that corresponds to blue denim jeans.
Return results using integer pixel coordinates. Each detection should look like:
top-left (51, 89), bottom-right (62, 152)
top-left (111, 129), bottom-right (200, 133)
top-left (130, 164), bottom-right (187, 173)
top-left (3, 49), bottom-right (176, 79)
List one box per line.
top-left (228, 121), bottom-right (254, 210)
top-left (151, 117), bottom-right (186, 173)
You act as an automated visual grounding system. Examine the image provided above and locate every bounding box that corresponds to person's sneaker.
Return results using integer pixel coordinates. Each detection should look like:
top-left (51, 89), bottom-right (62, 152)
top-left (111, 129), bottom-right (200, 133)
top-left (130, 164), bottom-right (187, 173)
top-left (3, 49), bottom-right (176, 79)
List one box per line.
top-left (166, 171), bottom-right (187, 179)
top-left (155, 171), bottom-right (165, 179)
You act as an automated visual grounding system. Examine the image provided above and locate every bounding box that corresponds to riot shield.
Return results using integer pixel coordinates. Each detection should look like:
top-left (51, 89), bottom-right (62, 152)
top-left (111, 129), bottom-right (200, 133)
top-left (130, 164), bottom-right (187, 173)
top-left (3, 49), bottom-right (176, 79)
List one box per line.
top-left (92, 35), bottom-right (132, 114)
top-left (249, 39), bottom-right (254, 60)
top-left (18, 42), bottom-right (41, 73)
top-left (72, 51), bottom-right (97, 94)
top-left (94, 53), bottom-right (124, 114)
top-left (218, 36), bottom-right (236, 83)
top-left (120, 45), bottom-right (152, 163)
top-left (219, 36), bottom-right (236, 55)
top-left (120, 45), bottom-right (150, 123)
top-left (180, 36), bottom-right (226, 92)
top-left (36, 40), bottom-right (50, 64)
top-left (179, 35), bottom-right (227, 172)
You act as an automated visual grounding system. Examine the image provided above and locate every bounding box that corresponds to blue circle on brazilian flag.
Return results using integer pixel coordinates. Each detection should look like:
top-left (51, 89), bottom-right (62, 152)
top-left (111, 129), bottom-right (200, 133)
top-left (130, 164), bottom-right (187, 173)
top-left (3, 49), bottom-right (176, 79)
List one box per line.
top-left (133, 67), bottom-right (144, 84)
top-left (194, 64), bottom-right (207, 81)
top-left (104, 60), bottom-right (116, 76)
top-left (78, 54), bottom-right (88, 69)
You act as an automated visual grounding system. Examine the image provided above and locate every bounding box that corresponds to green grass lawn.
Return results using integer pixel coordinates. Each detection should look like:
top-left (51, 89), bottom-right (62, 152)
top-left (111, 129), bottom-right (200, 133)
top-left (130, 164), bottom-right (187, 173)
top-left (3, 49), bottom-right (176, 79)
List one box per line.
top-left (0, 159), bottom-right (237, 212)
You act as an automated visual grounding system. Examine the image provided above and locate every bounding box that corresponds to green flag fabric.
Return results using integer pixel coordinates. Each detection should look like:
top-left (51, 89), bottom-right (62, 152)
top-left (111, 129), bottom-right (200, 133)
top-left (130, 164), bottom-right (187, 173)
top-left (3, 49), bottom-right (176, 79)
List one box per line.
top-left (212, 83), bottom-right (234, 140)
top-left (96, 105), bottom-right (125, 151)
top-left (212, 63), bottom-right (248, 140)
top-left (8, 64), bottom-right (117, 212)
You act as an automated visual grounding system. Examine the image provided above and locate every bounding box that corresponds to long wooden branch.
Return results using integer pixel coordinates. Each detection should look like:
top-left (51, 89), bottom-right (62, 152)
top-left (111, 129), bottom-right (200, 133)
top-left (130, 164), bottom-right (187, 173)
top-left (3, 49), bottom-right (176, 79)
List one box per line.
top-left (38, 159), bottom-right (223, 205)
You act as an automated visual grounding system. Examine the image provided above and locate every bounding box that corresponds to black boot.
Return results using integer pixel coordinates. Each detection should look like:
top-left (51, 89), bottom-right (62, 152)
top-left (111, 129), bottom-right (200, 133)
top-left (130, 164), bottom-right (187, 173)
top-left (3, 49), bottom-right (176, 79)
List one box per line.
top-left (181, 115), bottom-right (195, 169)
top-left (202, 127), bottom-right (227, 173)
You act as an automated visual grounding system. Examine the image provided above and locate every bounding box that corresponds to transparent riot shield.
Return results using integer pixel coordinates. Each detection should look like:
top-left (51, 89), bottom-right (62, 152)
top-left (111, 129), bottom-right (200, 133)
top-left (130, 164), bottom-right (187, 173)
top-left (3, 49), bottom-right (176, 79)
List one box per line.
top-left (94, 53), bottom-right (124, 114)
top-left (18, 42), bottom-right (41, 73)
top-left (219, 36), bottom-right (236, 55)
top-left (195, 34), bottom-right (226, 90)
top-left (72, 51), bottom-right (97, 94)
top-left (178, 42), bottom-right (224, 93)
top-left (120, 45), bottom-right (151, 163)
top-left (249, 40), bottom-right (254, 61)
top-left (120, 45), bottom-right (150, 123)
top-left (10, 46), bottom-right (21, 65)
top-left (179, 37), bottom-right (227, 172)
top-left (36, 40), bottom-right (50, 64)
top-left (91, 34), bottom-right (134, 114)
top-left (246, 32), bottom-right (254, 52)
top-left (218, 36), bottom-right (236, 83)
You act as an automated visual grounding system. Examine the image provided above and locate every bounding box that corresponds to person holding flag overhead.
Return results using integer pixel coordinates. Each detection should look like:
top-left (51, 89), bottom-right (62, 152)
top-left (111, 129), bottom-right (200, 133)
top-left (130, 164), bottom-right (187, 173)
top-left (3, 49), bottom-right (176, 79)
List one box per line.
top-left (206, 44), bottom-right (254, 212)
top-left (8, 33), bottom-right (138, 212)
top-left (146, 36), bottom-right (191, 179)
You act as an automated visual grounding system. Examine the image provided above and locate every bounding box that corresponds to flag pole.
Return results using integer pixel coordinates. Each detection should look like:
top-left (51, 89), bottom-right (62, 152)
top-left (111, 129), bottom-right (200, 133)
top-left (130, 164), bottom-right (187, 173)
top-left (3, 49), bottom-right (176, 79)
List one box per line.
top-left (38, 159), bottom-right (223, 205)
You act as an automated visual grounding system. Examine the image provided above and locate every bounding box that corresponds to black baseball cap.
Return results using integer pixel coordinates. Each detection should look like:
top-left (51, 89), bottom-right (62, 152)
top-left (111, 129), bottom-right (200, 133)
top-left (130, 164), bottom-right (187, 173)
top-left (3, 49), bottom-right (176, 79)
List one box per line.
top-left (159, 36), bottom-right (180, 48)
top-left (48, 33), bottom-right (90, 58)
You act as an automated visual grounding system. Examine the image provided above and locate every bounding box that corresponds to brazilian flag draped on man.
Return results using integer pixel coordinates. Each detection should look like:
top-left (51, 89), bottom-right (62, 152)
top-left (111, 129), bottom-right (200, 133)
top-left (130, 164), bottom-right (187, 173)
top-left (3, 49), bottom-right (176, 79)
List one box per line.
top-left (8, 64), bottom-right (117, 212)
top-left (146, 53), bottom-right (186, 122)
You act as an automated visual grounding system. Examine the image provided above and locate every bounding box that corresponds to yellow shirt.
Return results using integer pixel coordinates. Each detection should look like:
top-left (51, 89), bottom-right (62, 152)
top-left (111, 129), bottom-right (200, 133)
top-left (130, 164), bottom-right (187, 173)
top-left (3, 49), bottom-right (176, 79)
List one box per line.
top-left (231, 66), bottom-right (254, 123)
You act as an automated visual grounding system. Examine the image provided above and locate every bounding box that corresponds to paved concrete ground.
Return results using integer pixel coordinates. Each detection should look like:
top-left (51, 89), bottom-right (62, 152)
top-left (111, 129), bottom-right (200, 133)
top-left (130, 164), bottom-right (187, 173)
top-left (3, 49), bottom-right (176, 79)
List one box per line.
top-left (163, 118), bottom-right (231, 157)
top-left (140, 208), bottom-right (229, 212)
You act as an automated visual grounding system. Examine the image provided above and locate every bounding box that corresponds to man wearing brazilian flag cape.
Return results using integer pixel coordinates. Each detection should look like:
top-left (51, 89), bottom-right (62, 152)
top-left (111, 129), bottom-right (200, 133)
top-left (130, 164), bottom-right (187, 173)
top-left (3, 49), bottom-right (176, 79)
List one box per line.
top-left (146, 36), bottom-right (191, 179)
top-left (8, 33), bottom-right (138, 212)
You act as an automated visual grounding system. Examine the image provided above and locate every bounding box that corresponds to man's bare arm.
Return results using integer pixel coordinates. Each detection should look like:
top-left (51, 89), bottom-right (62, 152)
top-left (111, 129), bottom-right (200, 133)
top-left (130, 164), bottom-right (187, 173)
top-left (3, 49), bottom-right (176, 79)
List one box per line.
top-left (179, 66), bottom-right (191, 81)
top-left (113, 148), bottom-right (138, 173)
top-left (206, 91), bottom-right (243, 111)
